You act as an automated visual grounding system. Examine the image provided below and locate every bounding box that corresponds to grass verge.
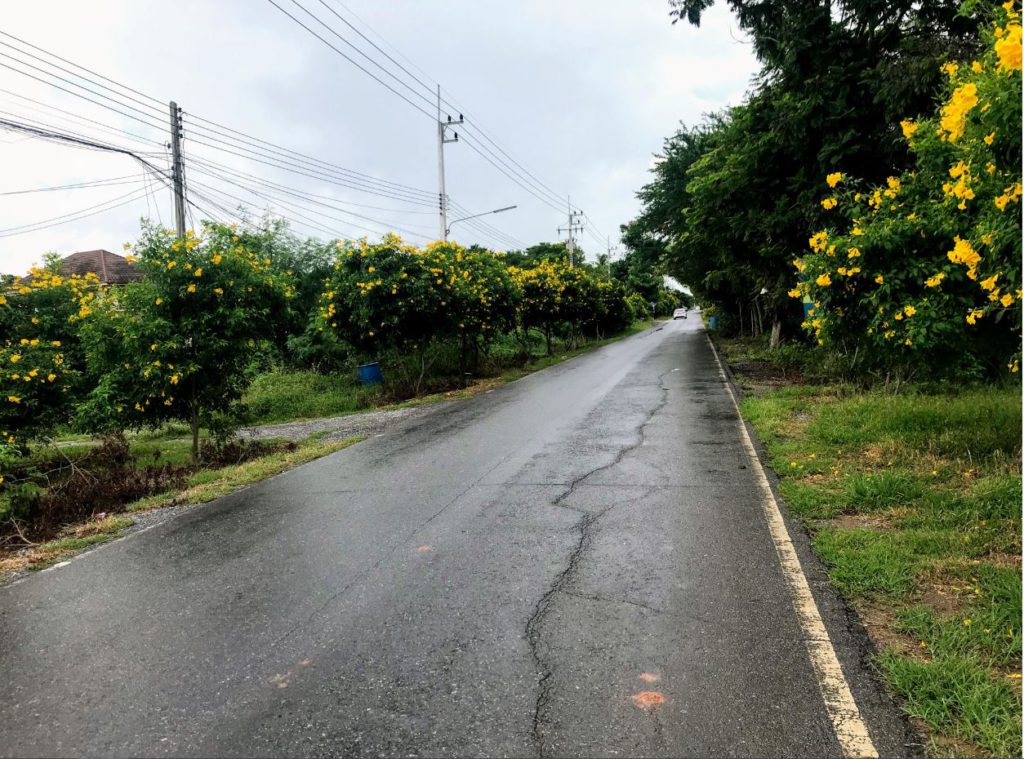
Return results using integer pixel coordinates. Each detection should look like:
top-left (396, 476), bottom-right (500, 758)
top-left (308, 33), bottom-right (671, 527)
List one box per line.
top-left (718, 336), bottom-right (1021, 758)
top-left (0, 436), bottom-right (361, 581)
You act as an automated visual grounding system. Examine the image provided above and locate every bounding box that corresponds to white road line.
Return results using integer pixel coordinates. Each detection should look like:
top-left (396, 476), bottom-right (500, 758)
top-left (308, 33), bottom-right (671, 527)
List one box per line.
top-left (705, 332), bottom-right (879, 759)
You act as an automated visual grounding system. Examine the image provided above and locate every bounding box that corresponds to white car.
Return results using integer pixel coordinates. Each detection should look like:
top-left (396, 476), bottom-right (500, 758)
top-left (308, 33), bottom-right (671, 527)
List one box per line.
top-left (673, 308), bottom-right (688, 319)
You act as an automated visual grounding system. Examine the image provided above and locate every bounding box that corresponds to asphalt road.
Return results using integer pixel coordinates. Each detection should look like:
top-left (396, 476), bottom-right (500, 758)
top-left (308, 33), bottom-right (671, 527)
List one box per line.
top-left (0, 319), bottom-right (914, 758)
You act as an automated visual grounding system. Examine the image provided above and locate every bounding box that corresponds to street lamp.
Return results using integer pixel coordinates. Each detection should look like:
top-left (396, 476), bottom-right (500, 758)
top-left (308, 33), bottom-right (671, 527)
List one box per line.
top-left (445, 205), bottom-right (517, 240)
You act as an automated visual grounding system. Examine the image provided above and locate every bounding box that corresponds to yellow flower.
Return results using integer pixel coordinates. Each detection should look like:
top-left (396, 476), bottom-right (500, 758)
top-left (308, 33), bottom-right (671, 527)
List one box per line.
top-left (966, 309), bottom-right (984, 325)
top-left (368, 266), bottom-right (376, 273)
top-left (971, 60), bottom-right (984, 73)
top-left (995, 194), bottom-right (1010, 211)
top-left (194, 268), bottom-right (203, 277)
top-left (212, 254), bottom-right (223, 265)
top-left (1001, 293), bottom-right (1015, 307)
top-left (155, 297), bottom-right (163, 305)
top-left (938, 83), bottom-right (978, 141)
top-left (981, 274), bottom-right (999, 291)
top-left (947, 237), bottom-right (981, 270)
top-left (940, 61), bottom-right (959, 79)
top-left (995, 22), bottom-right (1022, 71)
top-left (815, 273), bottom-right (832, 287)
top-left (47, 373), bottom-right (56, 382)
top-left (788, 288), bottom-right (802, 298)
top-left (821, 197), bottom-right (837, 210)
top-left (984, 132), bottom-right (996, 145)
top-left (826, 172), bottom-right (842, 188)
top-left (9, 355), bottom-right (20, 364)
top-left (167, 261), bottom-right (177, 269)
top-left (875, 275), bottom-right (884, 284)
top-left (187, 284), bottom-right (196, 293)
top-left (904, 305), bottom-right (917, 317)
top-left (925, 273), bottom-right (945, 288)
top-left (170, 374), bottom-right (180, 385)
top-left (7, 396), bottom-right (20, 404)
top-left (214, 287), bottom-right (224, 295)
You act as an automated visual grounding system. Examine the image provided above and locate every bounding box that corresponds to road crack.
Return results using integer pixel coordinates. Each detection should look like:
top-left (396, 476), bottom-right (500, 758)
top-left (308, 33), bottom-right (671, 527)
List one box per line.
top-left (526, 368), bottom-right (673, 757)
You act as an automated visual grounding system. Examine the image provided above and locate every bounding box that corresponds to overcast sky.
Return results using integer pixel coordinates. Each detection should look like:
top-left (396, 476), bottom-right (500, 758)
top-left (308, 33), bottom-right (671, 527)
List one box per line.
top-left (0, 0), bottom-right (757, 276)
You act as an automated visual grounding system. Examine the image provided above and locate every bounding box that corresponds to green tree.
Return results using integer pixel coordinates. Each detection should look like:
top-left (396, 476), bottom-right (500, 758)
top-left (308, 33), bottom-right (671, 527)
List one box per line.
top-left (80, 223), bottom-right (294, 461)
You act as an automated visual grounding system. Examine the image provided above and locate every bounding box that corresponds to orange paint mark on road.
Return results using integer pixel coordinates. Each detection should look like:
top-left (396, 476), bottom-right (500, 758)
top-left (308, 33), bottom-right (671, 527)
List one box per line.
top-left (416, 545), bottom-right (433, 552)
top-left (299, 659), bottom-right (313, 667)
top-left (631, 691), bottom-right (666, 709)
top-left (639, 672), bottom-right (660, 683)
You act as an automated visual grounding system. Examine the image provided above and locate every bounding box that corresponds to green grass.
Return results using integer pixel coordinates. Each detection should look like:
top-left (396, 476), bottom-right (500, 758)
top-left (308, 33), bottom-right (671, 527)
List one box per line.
top-left (726, 338), bottom-right (1022, 758)
top-left (244, 370), bottom-right (383, 424)
top-left (126, 435), bottom-right (362, 510)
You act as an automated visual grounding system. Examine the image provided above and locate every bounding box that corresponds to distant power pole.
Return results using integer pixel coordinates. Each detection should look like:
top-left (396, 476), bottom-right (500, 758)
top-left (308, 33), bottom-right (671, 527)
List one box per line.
top-left (168, 101), bottom-right (186, 238)
top-left (436, 86), bottom-right (463, 240)
top-left (605, 236), bottom-right (619, 281)
top-left (557, 196), bottom-right (584, 266)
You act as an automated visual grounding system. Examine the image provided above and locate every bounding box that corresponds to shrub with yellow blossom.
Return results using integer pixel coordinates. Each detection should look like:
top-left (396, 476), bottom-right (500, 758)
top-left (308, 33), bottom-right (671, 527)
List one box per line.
top-left (320, 235), bottom-right (519, 391)
top-left (78, 223), bottom-right (294, 461)
top-left (796, 2), bottom-right (1022, 378)
top-left (0, 264), bottom-right (102, 456)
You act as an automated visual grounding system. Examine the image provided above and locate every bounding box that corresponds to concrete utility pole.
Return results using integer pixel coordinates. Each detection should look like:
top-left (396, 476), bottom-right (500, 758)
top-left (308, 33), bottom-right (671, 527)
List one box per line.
top-left (605, 236), bottom-right (618, 281)
top-left (168, 101), bottom-right (186, 238)
top-left (557, 196), bottom-right (584, 266)
top-left (436, 86), bottom-right (463, 241)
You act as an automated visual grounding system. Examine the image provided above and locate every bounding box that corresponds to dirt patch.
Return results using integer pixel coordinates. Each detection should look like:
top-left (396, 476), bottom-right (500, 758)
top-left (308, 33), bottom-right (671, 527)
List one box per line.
top-left (916, 575), bottom-right (973, 618)
top-left (856, 601), bottom-right (913, 656)
top-left (822, 513), bottom-right (894, 531)
top-left (984, 551), bottom-right (1022, 570)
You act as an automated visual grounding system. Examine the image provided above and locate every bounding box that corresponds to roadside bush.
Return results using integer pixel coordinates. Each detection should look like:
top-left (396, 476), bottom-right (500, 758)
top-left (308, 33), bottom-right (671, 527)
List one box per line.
top-left (796, 4), bottom-right (1022, 380)
top-left (321, 235), bottom-right (519, 391)
top-left (79, 222), bottom-right (295, 461)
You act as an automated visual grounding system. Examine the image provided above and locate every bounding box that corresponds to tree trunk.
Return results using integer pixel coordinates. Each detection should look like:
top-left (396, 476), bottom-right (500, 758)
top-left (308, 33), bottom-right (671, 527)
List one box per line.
top-left (544, 326), bottom-right (552, 356)
top-left (769, 318), bottom-right (782, 349)
top-left (190, 407), bottom-right (200, 465)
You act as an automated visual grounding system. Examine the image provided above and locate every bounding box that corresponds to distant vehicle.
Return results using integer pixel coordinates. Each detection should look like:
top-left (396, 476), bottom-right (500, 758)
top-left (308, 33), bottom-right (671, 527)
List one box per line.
top-left (672, 308), bottom-right (688, 320)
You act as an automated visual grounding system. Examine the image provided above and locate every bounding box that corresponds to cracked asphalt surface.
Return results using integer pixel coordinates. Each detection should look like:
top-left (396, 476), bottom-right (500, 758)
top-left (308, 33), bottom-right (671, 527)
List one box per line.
top-left (0, 319), bottom-right (914, 758)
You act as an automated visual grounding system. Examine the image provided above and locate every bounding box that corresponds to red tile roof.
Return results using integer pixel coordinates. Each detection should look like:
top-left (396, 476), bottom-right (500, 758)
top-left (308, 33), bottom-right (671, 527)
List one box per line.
top-left (22, 250), bottom-right (143, 285)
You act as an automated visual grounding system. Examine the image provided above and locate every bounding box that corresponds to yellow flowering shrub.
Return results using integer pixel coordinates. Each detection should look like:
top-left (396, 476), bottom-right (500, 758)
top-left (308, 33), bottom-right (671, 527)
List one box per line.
top-left (796, 2), bottom-right (1022, 378)
top-left (319, 235), bottom-right (519, 391)
top-left (78, 223), bottom-right (294, 461)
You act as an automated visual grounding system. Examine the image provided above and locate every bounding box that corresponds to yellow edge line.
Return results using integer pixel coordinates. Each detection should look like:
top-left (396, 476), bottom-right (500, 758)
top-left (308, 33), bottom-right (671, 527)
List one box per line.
top-left (706, 332), bottom-right (879, 759)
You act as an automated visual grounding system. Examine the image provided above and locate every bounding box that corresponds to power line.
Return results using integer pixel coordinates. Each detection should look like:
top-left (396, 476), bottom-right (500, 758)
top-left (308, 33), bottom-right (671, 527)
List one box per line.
top-left (181, 116), bottom-right (437, 202)
top-left (0, 175), bottom-right (142, 196)
top-left (0, 51), bottom-right (165, 130)
top-left (319, 0), bottom-right (582, 215)
top-left (0, 88), bottom-right (165, 148)
top-left (183, 113), bottom-right (436, 199)
top-left (0, 30), bottom-right (164, 107)
top-left (263, 0), bottom-right (435, 120)
top-left (187, 153), bottom-right (435, 216)
top-left (0, 187), bottom-right (150, 237)
top-left (187, 158), bottom-right (435, 239)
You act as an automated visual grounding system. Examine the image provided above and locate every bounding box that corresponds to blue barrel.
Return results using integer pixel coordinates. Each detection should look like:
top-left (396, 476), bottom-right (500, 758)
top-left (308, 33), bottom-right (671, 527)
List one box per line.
top-left (708, 315), bottom-right (718, 331)
top-left (356, 361), bottom-right (383, 386)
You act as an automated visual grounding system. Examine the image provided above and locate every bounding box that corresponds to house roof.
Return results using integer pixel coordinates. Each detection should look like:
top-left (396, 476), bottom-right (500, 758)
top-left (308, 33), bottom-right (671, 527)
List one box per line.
top-left (21, 250), bottom-right (143, 285)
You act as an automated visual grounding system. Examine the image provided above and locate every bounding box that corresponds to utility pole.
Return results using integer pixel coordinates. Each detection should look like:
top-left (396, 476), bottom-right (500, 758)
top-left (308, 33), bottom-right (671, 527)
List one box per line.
top-left (605, 236), bottom-right (619, 281)
top-left (557, 196), bottom-right (584, 266)
top-left (436, 85), bottom-right (463, 241)
top-left (168, 101), bottom-right (186, 238)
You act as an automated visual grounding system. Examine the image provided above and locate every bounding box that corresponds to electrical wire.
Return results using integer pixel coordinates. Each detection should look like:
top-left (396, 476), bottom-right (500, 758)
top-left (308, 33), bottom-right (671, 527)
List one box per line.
top-left (264, 0), bottom-right (434, 120)
top-left (0, 187), bottom-right (150, 237)
top-left (0, 175), bottom-right (141, 196)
